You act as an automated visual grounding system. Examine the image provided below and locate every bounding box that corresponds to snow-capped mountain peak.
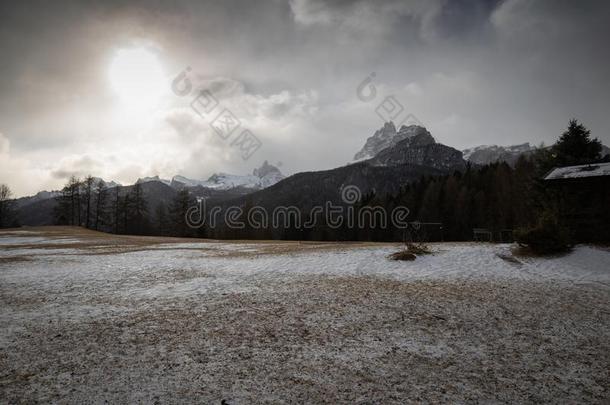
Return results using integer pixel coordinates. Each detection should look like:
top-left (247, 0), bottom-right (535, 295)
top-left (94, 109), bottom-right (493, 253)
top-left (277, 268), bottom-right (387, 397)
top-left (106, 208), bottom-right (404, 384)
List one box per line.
top-left (170, 175), bottom-right (207, 188)
top-left (462, 143), bottom-right (536, 166)
top-left (90, 177), bottom-right (121, 189)
top-left (136, 176), bottom-right (171, 186)
top-left (252, 160), bottom-right (285, 188)
top-left (170, 161), bottom-right (285, 191)
top-left (353, 121), bottom-right (397, 161)
top-left (353, 121), bottom-right (432, 161)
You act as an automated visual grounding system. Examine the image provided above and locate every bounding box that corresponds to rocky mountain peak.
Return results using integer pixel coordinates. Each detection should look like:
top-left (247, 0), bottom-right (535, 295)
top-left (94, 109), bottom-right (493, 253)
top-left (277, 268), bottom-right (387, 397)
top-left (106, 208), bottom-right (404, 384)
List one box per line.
top-left (353, 121), bottom-right (396, 161)
top-left (169, 161), bottom-right (285, 191)
top-left (462, 143), bottom-right (537, 166)
top-left (353, 121), bottom-right (433, 161)
top-left (253, 160), bottom-right (282, 178)
top-left (395, 125), bottom-right (436, 148)
top-left (136, 175), bottom-right (171, 186)
top-left (353, 122), bottom-right (464, 172)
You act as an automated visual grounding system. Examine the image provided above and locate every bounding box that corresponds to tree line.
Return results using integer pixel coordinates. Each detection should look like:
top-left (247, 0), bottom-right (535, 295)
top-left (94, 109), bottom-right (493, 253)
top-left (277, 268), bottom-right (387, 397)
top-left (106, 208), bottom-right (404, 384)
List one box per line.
top-left (3, 119), bottom-right (606, 242)
top-left (355, 119), bottom-right (606, 242)
top-left (52, 176), bottom-right (197, 237)
top-left (199, 119), bottom-right (607, 242)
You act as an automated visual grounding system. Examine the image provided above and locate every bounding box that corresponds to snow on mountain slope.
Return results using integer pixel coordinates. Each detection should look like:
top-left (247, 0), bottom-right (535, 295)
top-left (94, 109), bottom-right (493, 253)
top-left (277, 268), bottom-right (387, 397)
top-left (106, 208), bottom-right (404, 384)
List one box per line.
top-left (90, 177), bottom-right (121, 188)
top-left (202, 173), bottom-right (263, 190)
top-left (171, 161), bottom-right (285, 191)
top-left (353, 121), bottom-right (398, 161)
top-left (14, 178), bottom-right (121, 209)
top-left (462, 143), bottom-right (536, 165)
top-left (463, 143), bottom-right (610, 166)
top-left (136, 176), bottom-right (172, 186)
top-left (352, 122), bottom-right (466, 172)
top-left (353, 122), bottom-right (446, 162)
top-left (13, 190), bottom-right (62, 209)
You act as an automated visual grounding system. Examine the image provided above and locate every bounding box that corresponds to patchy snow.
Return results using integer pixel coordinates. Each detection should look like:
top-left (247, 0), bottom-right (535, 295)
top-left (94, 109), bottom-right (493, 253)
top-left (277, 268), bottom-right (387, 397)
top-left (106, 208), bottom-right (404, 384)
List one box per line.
top-left (171, 162), bottom-right (284, 191)
top-left (462, 143), bottom-right (534, 161)
top-left (0, 236), bottom-right (48, 246)
top-left (1, 230), bottom-right (609, 403)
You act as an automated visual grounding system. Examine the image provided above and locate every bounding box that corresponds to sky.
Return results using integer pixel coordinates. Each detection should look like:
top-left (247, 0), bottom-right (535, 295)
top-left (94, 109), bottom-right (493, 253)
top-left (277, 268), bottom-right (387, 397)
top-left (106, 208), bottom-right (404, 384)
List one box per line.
top-left (1, 0), bottom-right (609, 197)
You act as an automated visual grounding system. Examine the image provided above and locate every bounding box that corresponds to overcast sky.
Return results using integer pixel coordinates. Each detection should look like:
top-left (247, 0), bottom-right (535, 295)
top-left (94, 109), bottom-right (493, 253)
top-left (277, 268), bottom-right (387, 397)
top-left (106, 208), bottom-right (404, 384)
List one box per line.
top-left (1, 0), bottom-right (609, 196)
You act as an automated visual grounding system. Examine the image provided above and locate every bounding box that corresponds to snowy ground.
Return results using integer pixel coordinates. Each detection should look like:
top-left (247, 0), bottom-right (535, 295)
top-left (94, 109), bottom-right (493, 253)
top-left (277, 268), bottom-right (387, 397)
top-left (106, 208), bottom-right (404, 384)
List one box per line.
top-left (1, 227), bottom-right (609, 403)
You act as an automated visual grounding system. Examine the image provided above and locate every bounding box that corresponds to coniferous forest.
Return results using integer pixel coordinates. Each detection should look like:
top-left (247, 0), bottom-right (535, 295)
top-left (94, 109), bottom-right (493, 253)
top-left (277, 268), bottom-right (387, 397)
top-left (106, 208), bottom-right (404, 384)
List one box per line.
top-left (24, 119), bottom-right (605, 249)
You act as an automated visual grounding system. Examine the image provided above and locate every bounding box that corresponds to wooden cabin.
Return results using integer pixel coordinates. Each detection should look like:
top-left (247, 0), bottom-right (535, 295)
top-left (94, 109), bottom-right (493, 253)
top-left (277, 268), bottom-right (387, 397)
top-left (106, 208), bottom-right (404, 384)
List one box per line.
top-left (544, 162), bottom-right (610, 243)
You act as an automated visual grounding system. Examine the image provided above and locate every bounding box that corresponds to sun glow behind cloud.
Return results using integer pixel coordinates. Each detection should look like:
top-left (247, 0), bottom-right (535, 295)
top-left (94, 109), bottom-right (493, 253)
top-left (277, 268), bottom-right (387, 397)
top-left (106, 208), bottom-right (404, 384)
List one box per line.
top-left (2, 1), bottom-right (609, 198)
top-left (108, 47), bottom-right (167, 115)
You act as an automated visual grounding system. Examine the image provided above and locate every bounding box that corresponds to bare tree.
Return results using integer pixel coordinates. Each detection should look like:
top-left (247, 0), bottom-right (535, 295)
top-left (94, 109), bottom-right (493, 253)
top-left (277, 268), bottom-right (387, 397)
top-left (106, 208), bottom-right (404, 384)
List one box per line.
top-left (113, 186), bottom-right (120, 234)
top-left (64, 176), bottom-right (81, 225)
top-left (55, 180), bottom-right (72, 225)
top-left (0, 183), bottom-right (15, 228)
top-left (83, 175), bottom-right (95, 228)
top-left (94, 180), bottom-right (108, 230)
top-left (75, 178), bottom-right (82, 226)
top-left (54, 176), bottom-right (81, 225)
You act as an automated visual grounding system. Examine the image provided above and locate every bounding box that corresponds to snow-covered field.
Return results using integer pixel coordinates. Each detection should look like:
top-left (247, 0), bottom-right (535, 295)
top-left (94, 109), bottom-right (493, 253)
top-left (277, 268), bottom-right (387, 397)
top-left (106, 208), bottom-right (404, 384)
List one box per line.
top-left (1, 227), bottom-right (609, 403)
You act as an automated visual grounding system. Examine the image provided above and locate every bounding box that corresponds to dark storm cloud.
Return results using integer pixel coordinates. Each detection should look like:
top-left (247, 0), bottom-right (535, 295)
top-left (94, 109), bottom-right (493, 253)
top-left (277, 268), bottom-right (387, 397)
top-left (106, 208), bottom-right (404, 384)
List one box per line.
top-left (0, 0), bottom-right (609, 196)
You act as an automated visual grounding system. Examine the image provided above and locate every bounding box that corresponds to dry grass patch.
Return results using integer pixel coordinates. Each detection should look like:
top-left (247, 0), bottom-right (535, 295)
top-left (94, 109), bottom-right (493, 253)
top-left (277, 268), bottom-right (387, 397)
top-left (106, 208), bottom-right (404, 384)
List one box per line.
top-left (389, 242), bottom-right (433, 260)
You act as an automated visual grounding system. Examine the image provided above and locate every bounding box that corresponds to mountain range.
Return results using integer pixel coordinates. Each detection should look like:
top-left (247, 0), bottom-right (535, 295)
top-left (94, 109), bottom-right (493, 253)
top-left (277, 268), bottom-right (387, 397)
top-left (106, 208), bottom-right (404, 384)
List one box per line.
top-left (354, 123), bottom-right (538, 167)
top-left (135, 160), bottom-right (285, 191)
top-left (13, 122), bottom-right (609, 228)
top-left (211, 124), bottom-right (462, 216)
top-left (462, 143), bottom-right (610, 166)
top-left (461, 143), bottom-right (536, 166)
top-left (15, 162), bottom-right (284, 226)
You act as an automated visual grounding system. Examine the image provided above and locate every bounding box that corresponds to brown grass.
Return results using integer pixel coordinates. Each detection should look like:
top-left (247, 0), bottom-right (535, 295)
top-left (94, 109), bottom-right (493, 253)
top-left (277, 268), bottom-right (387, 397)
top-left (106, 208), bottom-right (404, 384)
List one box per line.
top-left (0, 226), bottom-right (401, 258)
top-left (0, 256), bottom-right (31, 264)
top-left (388, 251), bottom-right (417, 261)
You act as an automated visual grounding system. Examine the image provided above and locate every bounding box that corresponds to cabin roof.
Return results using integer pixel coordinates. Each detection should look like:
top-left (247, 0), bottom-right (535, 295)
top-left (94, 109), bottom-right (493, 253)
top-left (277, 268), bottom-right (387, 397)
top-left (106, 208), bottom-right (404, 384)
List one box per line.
top-left (544, 162), bottom-right (610, 181)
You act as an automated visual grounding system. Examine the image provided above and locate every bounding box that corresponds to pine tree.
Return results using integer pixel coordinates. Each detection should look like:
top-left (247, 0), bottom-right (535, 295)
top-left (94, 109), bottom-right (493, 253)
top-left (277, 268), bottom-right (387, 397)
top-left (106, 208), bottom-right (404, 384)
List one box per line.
top-left (128, 183), bottom-right (148, 235)
top-left (113, 186), bottom-right (120, 234)
top-left (441, 176), bottom-right (459, 240)
top-left (553, 119), bottom-right (602, 166)
top-left (155, 203), bottom-right (170, 236)
top-left (121, 194), bottom-right (130, 234)
top-left (169, 188), bottom-right (193, 237)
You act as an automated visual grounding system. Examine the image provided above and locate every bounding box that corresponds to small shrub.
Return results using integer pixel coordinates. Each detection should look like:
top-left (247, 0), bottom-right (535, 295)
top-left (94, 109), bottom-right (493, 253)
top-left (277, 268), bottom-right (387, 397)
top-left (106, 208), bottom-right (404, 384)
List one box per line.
top-left (389, 242), bottom-right (433, 261)
top-left (406, 242), bottom-right (432, 255)
top-left (515, 211), bottom-right (572, 255)
top-left (389, 251), bottom-right (417, 261)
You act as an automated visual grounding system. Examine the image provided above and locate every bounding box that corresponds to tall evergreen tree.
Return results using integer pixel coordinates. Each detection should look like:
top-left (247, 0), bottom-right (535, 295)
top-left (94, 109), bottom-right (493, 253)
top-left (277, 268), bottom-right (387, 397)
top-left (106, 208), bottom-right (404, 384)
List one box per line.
top-left (169, 188), bottom-right (193, 237)
top-left (121, 194), bottom-right (131, 234)
top-left (128, 183), bottom-right (148, 234)
top-left (154, 203), bottom-right (170, 236)
top-left (113, 186), bottom-right (120, 234)
top-left (553, 119), bottom-right (602, 166)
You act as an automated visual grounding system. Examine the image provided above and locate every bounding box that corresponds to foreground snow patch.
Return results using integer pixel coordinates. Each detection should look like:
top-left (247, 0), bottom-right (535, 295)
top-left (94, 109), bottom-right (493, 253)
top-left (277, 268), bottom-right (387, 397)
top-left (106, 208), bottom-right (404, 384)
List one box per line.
top-left (1, 231), bottom-right (609, 403)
